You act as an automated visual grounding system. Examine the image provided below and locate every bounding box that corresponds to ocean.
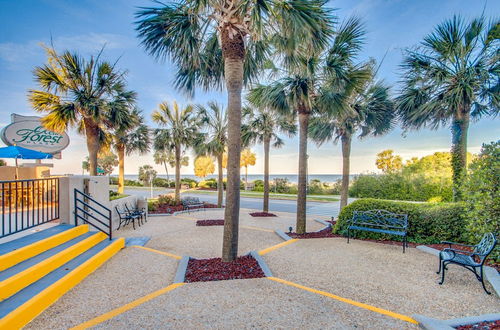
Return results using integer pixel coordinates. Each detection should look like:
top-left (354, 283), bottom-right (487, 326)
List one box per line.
top-left (121, 174), bottom-right (353, 184)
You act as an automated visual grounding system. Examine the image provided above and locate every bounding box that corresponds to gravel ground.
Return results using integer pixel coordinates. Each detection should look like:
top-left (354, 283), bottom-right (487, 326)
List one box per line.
top-left (25, 209), bottom-right (498, 329)
top-left (96, 278), bottom-right (416, 329)
top-left (25, 247), bottom-right (178, 330)
top-left (115, 209), bottom-right (323, 258)
top-left (263, 238), bottom-right (500, 320)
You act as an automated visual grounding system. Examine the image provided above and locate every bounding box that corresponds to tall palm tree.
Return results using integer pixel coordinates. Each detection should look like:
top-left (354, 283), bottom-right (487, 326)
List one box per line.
top-left (247, 28), bottom-right (353, 233)
top-left (196, 102), bottom-right (227, 207)
top-left (396, 15), bottom-right (499, 201)
top-left (310, 17), bottom-right (395, 211)
top-left (29, 46), bottom-right (131, 175)
top-left (152, 101), bottom-right (200, 201)
top-left (153, 150), bottom-right (175, 184)
top-left (242, 107), bottom-right (296, 212)
top-left (111, 108), bottom-right (151, 194)
top-left (240, 148), bottom-right (256, 190)
top-left (135, 0), bottom-right (333, 261)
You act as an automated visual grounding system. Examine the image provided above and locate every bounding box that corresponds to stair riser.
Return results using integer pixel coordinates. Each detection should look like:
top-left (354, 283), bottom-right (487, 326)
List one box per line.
top-left (0, 232), bottom-right (107, 301)
top-left (0, 238), bottom-right (125, 329)
top-left (0, 225), bottom-right (89, 272)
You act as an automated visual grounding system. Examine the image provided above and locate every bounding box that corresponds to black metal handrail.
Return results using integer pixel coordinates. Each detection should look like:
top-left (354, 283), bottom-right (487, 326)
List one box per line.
top-left (74, 188), bottom-right (112, 240)
top-left (1, 178), bottom-right (60, 238)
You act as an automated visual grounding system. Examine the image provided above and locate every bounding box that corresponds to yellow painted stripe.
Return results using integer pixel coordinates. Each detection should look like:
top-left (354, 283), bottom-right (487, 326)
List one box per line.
top-left (258, 239), bottom-right (298, 255)
top-left (241, 225), bottom-right (275, 233)
top-left (0, 231), bottom-right (106, 301)
top-left (131, 245), bottom-right (181, 260)
top-left (174, 215), bottom-right (196, 221)
top-left (267, 277), bottom-right (418, 324)
top-left (0, 238), bottom-right (125, 329)
top-left (70, 283), bottom-right (185, 330)
top-left (0, 224), bottom-right (89, 272)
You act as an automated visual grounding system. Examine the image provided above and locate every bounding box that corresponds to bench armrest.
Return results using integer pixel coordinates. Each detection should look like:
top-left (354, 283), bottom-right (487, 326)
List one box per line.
top-left (443, 248), bottom-right (473, 256)
top-left (440, 241), bottom-right (475, 248)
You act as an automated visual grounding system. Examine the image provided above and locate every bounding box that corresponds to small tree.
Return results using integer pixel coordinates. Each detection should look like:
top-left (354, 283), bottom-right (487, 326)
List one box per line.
top-left (376, 150), bottom-right (402, 173)
top-left (82, 152), bottom-right (118, 176)
top-left (240, 149), bottom-right (256, 190)
top-left (0, 159), bottom-right (6, 166)
top-left (154, 150), bottom-right (175, 184)
top-left (139, 165), bottom-right (157, 198)
top-left (194, 156), bottom-right (215, 180)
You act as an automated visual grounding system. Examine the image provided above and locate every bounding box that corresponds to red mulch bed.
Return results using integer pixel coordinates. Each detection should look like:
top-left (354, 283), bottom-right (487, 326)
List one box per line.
top-left (196, 219), bottom-right (224, 226)
top-left (426, 243), bottom-right (499, 273)
top-left (150, 203), bottom-right (219, 214)
top-left (184, 255), bottom-right (265, 282)
top-left (456, 320), bottom-right (500, 330)
top-left (249, 212), bottom-right (277, 217)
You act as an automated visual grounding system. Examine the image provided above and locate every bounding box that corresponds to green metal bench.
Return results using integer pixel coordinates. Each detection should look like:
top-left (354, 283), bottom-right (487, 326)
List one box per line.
top-left (347, 210), bottom-right (409, 252)
top-left (437, 232), bottom-right (497, 294)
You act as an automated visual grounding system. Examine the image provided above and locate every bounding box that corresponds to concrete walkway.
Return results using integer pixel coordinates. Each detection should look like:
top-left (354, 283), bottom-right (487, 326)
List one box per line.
top-left (26, 209), bottom-right (499, 329)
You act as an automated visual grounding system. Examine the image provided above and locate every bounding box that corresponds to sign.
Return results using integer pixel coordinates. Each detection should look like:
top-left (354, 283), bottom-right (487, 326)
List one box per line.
top-left (1, 114), bottom-right (70, 156)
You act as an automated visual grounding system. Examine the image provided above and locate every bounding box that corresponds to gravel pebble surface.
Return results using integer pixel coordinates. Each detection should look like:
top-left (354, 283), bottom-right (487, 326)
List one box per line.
top-left (25, 247), bottom-right (178, 330)
top-left (263, 238), bottom-right (500, 320)
top-left (96, 278), bottom-right (416, 329)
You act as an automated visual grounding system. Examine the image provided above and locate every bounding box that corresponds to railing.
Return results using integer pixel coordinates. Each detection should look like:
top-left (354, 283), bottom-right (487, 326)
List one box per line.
top-left (74, 188), bottom-right (112, 240)
top-left (1, 178), bottom-right (60, 238)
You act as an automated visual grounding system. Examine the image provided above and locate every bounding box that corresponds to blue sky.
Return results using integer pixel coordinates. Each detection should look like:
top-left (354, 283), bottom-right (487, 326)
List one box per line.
top-left (0, 0), bottom-right (498, 175)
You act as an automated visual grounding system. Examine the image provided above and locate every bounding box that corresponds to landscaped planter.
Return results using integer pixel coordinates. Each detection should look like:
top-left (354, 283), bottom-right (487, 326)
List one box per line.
top-left (184, 255), bottom-right (266, 282)
top-left (196, 219), bottom-right (224, 226)
top-left (249, 212), bottom-right (277, 217)
top-left (149, 202), bottom-right (219, 214)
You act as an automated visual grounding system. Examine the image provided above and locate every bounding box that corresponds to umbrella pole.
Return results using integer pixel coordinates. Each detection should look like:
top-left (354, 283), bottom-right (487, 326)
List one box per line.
top-left (15, 157), bottom-right (19, 180)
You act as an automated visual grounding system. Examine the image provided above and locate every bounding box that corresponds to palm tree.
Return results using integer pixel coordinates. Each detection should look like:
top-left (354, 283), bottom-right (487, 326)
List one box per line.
top-left (247, 39), bottom-right (346, 233)
top-left (152, 101), bottom-right (200, 201)
top-left (396, 15), bottom-right (499, 201)
top-left (196, 102), bottom-right (227, 207)
top-left (111, 109), bottom-right (151, 194)
top-left (29, 46), bottom-right (132, 175)
top-left (308, 18), bottom-right (395, 211)
top-left (135, 0), bottom-right (333, 261)
top-left (153, 150), bottom-right (175, 184)
top-left (242, 107), bottom-right (296, 212)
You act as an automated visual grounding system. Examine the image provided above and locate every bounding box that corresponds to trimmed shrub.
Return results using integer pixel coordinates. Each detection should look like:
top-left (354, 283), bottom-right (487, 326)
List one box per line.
top-left (349, 173), bottom-right (452, 202)
top-left (333, 198), bottom-right (467, 244)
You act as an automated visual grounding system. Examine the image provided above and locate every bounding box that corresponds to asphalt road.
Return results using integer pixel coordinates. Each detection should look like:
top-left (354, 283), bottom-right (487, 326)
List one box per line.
top-left (123, 188), bottom-right (355, 218)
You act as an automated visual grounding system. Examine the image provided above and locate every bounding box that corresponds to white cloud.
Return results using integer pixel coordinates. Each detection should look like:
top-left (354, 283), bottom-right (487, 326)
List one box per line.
top-left (0, 33), bottom-right (134, 65)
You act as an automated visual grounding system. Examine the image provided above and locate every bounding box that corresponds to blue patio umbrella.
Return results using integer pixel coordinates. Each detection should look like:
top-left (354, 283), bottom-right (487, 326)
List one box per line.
top-left (0, 145), bottom-right (53, 179)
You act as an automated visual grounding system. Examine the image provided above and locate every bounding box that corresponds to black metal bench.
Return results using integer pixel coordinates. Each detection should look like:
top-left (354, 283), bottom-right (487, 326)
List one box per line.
top-left (182, 197), bottom-right (204, 213)
top-left (437, 232), bottom-right (497, 294)
top-left (348, 210), bottom-right (409, 252)
top-left (125, 203), bottom-right (147, 225)
top-left (115, 206), bottom-right (140, 230)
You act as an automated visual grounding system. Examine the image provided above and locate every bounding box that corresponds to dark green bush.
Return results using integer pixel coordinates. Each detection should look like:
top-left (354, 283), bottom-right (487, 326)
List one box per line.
top-left (349, 173), bottom-right (452, 202)
top-left (153, 178), bottom-right (171, 187)
top-left (333, 198), bottom-right (467, 244)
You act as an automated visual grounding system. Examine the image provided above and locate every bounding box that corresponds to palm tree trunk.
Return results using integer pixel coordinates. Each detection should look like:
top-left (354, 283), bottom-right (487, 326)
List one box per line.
top-left (117, 143), bottom-right (125, 194)
top-left (175, 146), bottom-right (181, 201)
top-left (263, 137), bottom-right (270, 213)
top-left (451, 111), bottom-right (469, 201)
top-left (245, 166), bottom-right (248, 190)
top-left (221, 30), bottom-right (244, 261)
top-left (340, 134), bottom-right (351, 211)
top-left (296, 112), bottom-right (309, 234)
top-left (84, 119), bottom-right (99, 176)
top-left (217, 153), bottom-right (223, 208)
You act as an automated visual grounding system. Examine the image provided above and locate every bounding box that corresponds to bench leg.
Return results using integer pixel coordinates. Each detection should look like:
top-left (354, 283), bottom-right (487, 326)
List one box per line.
top-left (438, 261), bottom-right (447, 285)
top-left (479, 267), bottom-right (492, 295)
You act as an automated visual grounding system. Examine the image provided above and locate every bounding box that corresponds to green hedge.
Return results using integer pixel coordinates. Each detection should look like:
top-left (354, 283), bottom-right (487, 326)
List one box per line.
top-left (333, 198), bottom-right (468, 244)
